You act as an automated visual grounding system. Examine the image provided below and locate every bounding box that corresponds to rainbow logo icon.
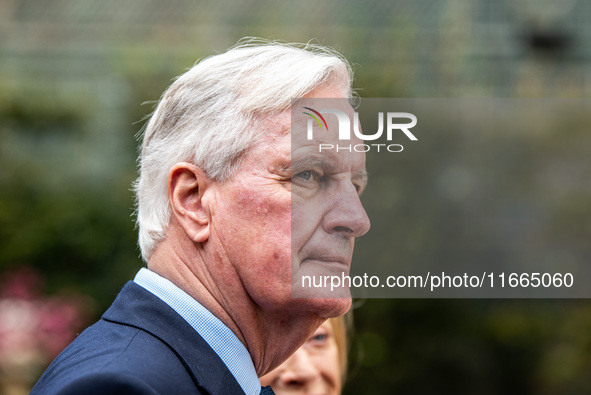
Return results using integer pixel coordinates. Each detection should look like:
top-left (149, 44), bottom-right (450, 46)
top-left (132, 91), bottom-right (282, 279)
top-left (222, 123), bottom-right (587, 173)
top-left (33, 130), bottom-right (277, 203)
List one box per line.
top-left (302, 107), bottom-right (329, 131)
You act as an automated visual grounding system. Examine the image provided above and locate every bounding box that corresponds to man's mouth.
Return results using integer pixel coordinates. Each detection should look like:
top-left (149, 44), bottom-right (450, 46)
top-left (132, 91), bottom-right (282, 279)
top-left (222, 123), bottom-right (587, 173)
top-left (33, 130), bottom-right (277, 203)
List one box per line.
top-left (302, 255), bottom-right (350, 267)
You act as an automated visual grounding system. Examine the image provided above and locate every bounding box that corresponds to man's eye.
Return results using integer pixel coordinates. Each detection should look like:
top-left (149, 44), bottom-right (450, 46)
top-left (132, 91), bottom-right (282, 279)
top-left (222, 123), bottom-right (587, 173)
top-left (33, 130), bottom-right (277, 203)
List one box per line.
top-left (296, 170), bottom-right (314, 181)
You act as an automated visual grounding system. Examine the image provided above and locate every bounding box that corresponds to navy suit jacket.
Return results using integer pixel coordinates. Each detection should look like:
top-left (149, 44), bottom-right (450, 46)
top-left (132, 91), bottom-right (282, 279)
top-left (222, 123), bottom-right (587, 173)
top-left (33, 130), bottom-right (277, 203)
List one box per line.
top-left (31, 282), bottom-right (246, 394)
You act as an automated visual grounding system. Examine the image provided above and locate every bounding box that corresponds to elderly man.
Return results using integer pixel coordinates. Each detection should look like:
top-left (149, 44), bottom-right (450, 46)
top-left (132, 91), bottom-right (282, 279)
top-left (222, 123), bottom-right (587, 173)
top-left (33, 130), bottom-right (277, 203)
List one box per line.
top-left (31, 40), bottom-right (370, 395)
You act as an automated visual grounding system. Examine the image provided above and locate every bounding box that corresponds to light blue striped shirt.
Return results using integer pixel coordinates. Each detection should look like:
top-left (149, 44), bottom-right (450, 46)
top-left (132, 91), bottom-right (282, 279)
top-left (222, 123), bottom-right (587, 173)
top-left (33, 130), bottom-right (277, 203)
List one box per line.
top-left (134, 268), bottom-right (261, 395)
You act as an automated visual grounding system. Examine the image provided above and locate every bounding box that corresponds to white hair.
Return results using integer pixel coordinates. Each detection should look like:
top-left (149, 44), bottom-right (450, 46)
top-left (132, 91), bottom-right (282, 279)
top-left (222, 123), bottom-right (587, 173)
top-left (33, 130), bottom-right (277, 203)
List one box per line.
top-left (134, 39), bottom-right (353, 261)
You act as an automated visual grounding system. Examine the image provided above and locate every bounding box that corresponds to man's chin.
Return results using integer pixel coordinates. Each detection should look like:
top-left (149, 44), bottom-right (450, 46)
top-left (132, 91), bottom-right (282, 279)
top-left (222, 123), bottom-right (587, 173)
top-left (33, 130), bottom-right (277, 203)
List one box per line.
top-left (315, 296), bottom-right (352, 318)
top-left (290, 293), bottom-right (352, 318)
top-left (289, 273), bottom-right (352, 316)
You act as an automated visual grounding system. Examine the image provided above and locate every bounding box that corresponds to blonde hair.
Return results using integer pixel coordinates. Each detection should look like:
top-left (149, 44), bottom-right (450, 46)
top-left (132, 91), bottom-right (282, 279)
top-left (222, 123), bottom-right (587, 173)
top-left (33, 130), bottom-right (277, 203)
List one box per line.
top-left (329, 312), bottom-right (353, 385)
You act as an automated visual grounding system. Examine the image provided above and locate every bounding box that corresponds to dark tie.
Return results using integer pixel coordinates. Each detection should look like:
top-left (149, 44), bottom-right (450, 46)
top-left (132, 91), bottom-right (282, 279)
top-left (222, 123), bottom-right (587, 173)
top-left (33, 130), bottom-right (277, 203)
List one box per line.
top-left (260, 386), bottom-right (275, 394)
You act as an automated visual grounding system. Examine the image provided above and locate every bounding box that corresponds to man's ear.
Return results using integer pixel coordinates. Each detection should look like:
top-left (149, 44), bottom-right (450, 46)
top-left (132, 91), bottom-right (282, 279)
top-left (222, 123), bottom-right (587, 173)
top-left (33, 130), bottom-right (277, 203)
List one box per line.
top-left (168, 162), bottom-right (211, 243)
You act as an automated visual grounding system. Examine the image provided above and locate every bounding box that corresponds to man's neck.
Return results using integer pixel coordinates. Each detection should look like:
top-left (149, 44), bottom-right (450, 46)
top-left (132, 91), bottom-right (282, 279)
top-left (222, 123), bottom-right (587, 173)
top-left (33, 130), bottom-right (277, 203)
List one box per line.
top-left (146, 231), bottom-right (324, 376)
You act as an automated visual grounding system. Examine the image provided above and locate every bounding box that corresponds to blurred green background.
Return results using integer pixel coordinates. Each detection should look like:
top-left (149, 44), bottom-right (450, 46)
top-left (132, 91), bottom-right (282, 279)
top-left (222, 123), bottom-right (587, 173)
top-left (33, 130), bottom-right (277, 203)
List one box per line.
top-left (2, 0), bottom-right (591, 393)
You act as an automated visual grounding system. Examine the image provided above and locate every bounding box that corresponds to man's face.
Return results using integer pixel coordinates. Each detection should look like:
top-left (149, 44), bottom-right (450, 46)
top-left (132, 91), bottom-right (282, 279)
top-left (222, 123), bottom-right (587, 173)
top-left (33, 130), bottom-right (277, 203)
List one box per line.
top-left (207, 86), bottom-right (370, 318)
top-left (290, 93), bottom-right (371, 301)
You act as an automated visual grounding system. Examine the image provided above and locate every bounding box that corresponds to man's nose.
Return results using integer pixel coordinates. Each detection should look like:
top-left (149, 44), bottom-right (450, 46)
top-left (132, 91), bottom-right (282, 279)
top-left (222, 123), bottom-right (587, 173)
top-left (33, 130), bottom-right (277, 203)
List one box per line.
top-left (323, 183), bottom-right (371, 238)
top-left (277, 349), bottom-right (319, 389)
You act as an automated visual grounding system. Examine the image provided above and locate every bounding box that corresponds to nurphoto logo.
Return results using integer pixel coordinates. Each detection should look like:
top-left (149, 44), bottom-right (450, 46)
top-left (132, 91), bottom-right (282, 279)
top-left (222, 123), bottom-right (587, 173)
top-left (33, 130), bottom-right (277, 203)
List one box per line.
top-left (303, 107), bottom-right (418, 152)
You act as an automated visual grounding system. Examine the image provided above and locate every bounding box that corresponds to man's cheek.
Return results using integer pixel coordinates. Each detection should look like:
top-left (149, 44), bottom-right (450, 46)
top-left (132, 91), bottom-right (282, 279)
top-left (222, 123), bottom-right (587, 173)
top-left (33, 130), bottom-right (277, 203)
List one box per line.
top-left (292, 202), bottom-right (324, 232)
top-left (236, 187), bottom-right (290, 216)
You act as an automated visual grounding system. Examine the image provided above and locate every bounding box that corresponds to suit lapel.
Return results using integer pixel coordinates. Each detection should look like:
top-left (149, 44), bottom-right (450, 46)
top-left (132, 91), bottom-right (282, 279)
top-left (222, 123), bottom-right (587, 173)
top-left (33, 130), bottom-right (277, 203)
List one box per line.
top-left (102, 282), bottom-right (245, 395)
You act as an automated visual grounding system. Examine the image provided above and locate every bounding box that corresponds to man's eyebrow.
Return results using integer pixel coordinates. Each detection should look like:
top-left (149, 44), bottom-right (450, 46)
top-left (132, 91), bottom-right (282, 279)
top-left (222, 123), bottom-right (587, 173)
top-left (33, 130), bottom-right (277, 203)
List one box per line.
top-left (291, 156), bottom-right (339, 172)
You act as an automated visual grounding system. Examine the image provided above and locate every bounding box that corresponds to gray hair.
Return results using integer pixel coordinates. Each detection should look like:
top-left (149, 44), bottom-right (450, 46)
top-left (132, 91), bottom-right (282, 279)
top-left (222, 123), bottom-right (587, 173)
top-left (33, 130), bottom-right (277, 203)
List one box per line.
top-left (134, 39), bottom-right (353, 261)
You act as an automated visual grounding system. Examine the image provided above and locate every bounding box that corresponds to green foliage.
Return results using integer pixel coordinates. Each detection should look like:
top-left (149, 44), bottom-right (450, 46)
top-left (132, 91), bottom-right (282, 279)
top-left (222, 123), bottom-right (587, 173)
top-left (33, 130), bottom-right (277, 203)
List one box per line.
top-left (0, 83), bottom-right (141, 312)
top-left (346, 300), bottom-right (591, 394)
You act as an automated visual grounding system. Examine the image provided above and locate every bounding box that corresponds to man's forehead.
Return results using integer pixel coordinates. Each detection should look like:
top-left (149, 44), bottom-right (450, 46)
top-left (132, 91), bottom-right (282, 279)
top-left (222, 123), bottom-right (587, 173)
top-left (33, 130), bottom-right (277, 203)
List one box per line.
top-left (264, 110), bottom-right (291, 137)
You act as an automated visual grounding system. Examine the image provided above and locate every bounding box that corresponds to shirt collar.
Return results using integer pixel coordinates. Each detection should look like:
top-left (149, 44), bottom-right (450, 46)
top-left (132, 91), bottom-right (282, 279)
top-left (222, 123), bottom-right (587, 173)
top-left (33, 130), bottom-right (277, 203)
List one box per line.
top-left (134, 268), bottom-right (261, 395)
